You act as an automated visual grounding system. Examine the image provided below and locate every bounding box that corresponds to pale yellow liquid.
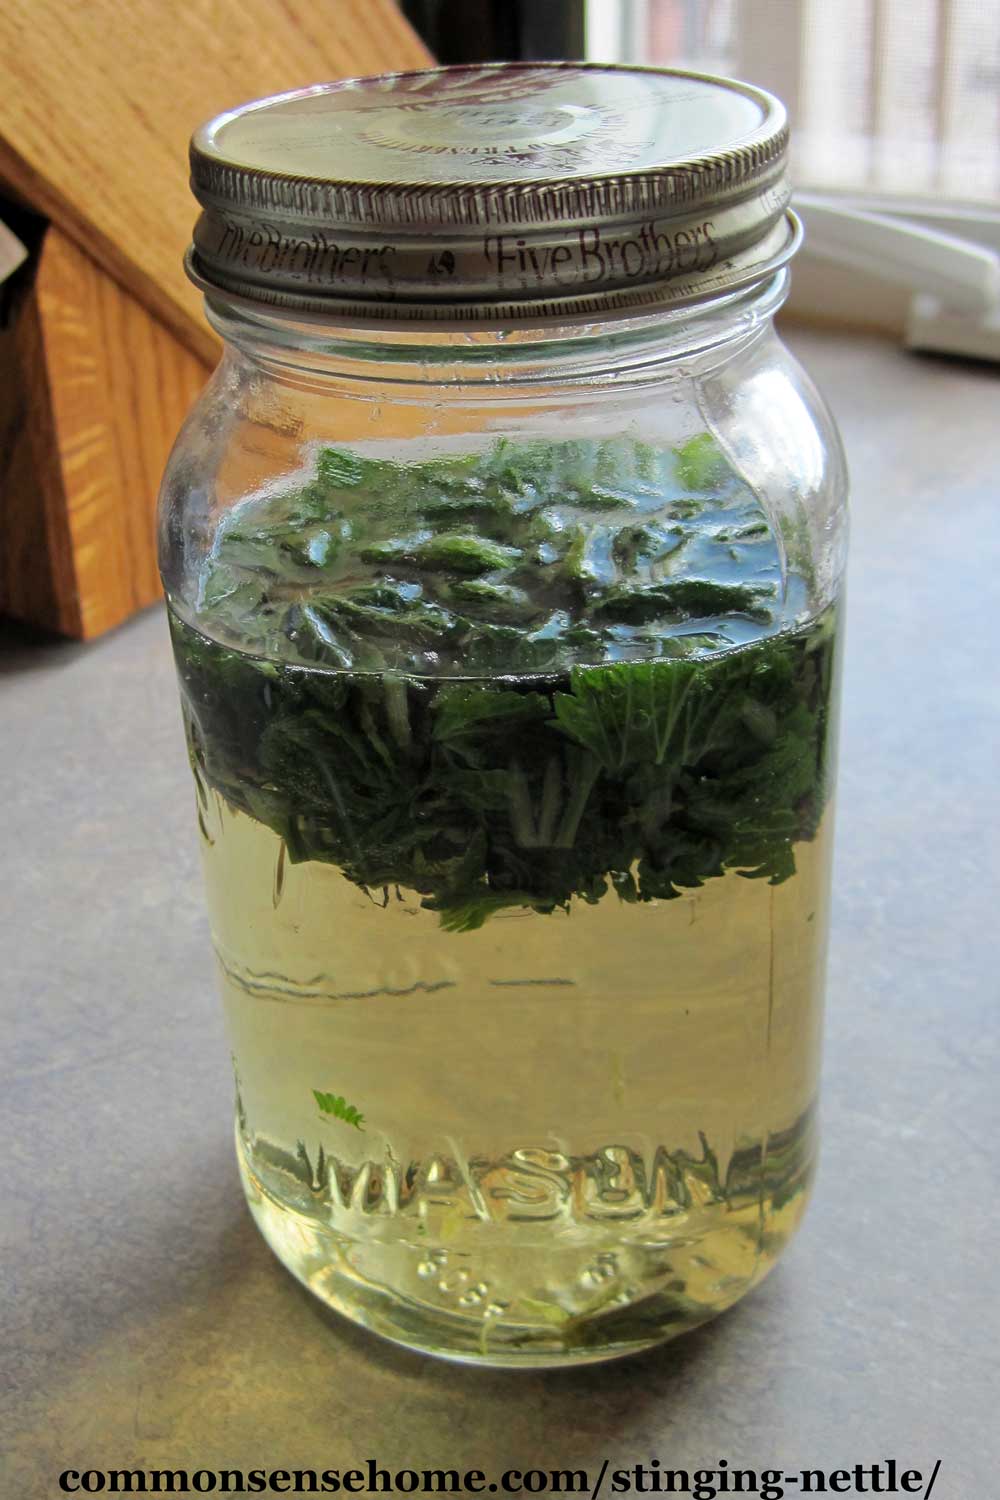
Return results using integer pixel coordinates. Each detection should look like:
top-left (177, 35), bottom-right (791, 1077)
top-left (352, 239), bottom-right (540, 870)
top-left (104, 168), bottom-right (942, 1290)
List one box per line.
top-left (200, 793), bottom-right (832, 1365)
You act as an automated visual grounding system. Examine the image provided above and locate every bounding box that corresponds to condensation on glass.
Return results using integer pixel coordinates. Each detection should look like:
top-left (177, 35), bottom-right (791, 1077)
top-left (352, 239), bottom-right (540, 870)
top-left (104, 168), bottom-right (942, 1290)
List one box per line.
top-left (159, 63), bottom-right (848, 1367)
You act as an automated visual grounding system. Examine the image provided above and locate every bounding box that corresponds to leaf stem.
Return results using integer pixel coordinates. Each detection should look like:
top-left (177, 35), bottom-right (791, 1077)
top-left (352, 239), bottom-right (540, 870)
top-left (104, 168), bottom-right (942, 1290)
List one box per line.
top-left (383, 675), bottom-right (412, 753)
top-left (554, 754), bottom-right (602, 848)
top-left (537, 755), bottom-right (563, 846)
top-left (507, 760), bottom-right (539, 847)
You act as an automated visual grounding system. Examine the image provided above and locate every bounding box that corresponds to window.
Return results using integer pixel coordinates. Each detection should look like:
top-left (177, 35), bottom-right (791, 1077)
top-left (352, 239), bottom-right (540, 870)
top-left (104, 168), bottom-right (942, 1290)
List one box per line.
top-left (586, 0), bottom-right (1000, 355)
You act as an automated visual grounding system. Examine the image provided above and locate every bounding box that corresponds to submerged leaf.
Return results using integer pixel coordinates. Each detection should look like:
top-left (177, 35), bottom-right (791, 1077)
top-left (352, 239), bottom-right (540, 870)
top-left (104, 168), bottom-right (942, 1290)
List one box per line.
top-left (674, 432), bottom-right (727, 491)
top-left (168, 437), bottom-right (835, 927)
top-left (171, 601), bottom-right (836, 926)
top-left (313, 1088), bottom-right (366, 1130)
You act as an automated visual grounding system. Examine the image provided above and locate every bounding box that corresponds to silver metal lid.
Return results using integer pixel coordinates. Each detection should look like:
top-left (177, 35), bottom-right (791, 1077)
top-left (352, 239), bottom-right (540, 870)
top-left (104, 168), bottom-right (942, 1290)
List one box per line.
top-left (187, 62), bottom-right (799, 325)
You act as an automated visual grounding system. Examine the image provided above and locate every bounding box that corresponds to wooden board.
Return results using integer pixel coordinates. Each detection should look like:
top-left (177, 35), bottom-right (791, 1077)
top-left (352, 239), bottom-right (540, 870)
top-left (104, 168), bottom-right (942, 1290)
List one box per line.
top-left (1, 226), bottom-right (210, 637)
top-left (0, 236), bottom-right (76, 634)
top-left (0, 0), bottom-right (432, 364)
top-left (0, 0), bottom-right (432, 638)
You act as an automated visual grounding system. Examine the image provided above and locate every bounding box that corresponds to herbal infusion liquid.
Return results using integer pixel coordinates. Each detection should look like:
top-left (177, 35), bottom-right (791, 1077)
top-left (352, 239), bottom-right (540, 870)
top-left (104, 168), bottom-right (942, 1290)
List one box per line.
top-left (160, 65), bottom-right (847, 1365)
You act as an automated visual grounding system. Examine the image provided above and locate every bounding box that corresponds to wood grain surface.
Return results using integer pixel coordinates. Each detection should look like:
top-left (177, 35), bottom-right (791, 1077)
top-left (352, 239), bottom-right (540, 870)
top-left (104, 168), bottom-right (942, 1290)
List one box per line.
top-left (1, 227), bottom-right (209, 637)
top-left (0, 0), bottom-right (432, 363)
top-left (0, 235), bottom-right (77, 633)
top-left (0, 0), bottom-right (432, 638)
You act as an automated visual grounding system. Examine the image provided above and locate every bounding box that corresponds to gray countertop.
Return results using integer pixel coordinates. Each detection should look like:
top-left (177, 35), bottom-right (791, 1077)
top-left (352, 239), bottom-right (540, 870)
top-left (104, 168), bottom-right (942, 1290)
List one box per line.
top-left (3, 330), bottom-right (998, 1496)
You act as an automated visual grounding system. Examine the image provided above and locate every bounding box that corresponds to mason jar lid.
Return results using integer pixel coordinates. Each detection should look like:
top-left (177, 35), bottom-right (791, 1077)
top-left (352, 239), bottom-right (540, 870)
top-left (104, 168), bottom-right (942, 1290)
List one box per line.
top-left (187, 62), bottom-right (800, 326)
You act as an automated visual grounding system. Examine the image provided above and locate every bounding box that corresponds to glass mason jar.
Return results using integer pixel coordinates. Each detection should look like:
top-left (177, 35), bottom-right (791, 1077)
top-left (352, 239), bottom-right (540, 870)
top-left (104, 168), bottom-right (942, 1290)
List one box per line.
top-left (159, 64), bottom-right (847, 1367)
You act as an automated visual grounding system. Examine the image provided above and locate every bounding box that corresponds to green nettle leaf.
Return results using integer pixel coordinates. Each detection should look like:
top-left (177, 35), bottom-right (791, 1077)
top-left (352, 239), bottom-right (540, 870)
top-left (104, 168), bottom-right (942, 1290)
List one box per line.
top-left (313, 1089), bottom-right (366, 1130)
top-left (432, 686), bottom-right (552, 745)
top-left (316, 447), bottom-right (384, 489)
top-left (674, 432), bottom-right (727, 491)
top-left (185, 434), bottom-right (786, 675)
top-left (432, 890), bottom-right (540, 933)
top-left (443, 579), bottom-right (534, 622)
top-left (169, 436), bottom-right (837, 929)
top-left (553, 658), bottom-right (717, 772)
top-left (595, 580), bottom-right (774, 626)
top-left (412, 535), bottom-right (523, 575)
